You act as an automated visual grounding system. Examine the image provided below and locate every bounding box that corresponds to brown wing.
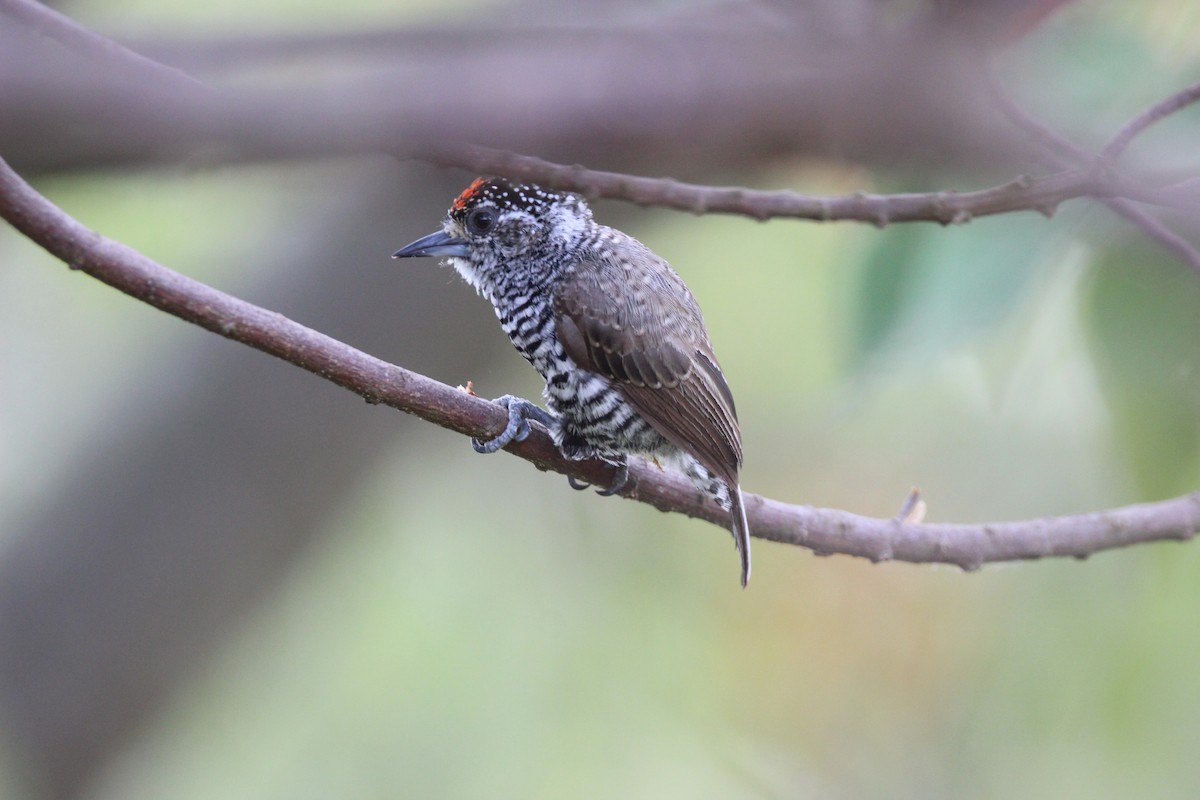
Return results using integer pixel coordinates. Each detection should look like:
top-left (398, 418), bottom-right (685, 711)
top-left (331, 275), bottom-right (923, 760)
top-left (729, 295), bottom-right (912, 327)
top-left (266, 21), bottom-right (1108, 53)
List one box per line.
top-left (552, 247), bottom-right (741, 486)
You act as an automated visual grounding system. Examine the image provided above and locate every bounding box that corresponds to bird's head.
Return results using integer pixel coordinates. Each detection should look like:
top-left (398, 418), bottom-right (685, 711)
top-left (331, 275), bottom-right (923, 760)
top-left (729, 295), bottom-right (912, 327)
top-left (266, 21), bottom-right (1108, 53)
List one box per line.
top-left (393, 177), bottom-right (593, 293)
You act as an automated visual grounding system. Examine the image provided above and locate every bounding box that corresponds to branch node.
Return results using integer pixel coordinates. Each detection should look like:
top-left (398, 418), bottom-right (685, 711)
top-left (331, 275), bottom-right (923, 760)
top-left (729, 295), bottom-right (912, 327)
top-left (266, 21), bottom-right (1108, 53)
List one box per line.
top-left (986, 75), bottom-right (1200, 275)
top-left (931, 192), bottom-right (962, 226)
top-left (869, 546), bottom-right (894, 564)
top-left (818, 198), bottom-right (833, 222)
top-left (852, 192), bottom-right (889, 228)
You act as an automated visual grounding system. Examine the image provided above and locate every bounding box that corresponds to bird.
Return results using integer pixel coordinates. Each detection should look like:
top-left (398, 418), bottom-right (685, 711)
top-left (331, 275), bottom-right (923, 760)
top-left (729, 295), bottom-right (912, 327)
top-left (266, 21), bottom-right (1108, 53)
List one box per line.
top-left (393, 177), bottom-right (751, 586)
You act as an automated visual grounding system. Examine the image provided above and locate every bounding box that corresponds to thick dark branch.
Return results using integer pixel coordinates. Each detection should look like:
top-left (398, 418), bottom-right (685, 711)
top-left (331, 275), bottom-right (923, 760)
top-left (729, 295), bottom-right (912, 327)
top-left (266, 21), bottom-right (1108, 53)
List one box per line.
top-left (2, 152), bottom-right (1196, 569)
top-left (0, 1), bottom-right (1042, 173)
top-left (412, 143), bottom-right (1197, 225)
top-left (4, 3), bottom-right (1198, 233)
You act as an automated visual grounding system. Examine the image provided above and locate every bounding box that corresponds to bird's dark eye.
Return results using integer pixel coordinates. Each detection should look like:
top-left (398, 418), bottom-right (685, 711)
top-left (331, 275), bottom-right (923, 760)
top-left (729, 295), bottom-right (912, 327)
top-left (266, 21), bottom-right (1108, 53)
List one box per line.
top-left (466, 208), bottom-right (495, 235)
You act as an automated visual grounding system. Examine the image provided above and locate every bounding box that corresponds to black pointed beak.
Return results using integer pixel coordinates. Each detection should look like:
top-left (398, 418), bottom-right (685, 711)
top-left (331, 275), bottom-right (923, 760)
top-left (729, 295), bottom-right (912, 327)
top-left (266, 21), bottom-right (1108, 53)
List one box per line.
top-left (392, 230), bottom-right (470, 259)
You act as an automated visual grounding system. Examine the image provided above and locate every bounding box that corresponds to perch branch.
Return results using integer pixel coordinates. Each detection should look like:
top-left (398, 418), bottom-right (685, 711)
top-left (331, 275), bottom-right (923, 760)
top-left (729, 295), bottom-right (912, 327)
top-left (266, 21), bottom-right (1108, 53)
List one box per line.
top-left (2, 153), bottom-right (1197, 570)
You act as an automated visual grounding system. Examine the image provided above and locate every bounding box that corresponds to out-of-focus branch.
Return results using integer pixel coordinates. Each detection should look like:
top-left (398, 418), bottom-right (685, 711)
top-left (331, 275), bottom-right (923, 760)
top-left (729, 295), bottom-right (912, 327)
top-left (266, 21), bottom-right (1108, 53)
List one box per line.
top-left (411, 143), bottom-right (1197, 224)
top-left (3, 153), bottom-right (1197, 569)
top-left (4, 3), bottom-right (1196, 237)
top-left (1100, 80), bottom-right (1200, 164)
top-left (0, 2), bottom-right (1033, 173)
top-left (0, 0), bottom-right (208, 92)
top-left (988, 73), bottom-right (1200, 273)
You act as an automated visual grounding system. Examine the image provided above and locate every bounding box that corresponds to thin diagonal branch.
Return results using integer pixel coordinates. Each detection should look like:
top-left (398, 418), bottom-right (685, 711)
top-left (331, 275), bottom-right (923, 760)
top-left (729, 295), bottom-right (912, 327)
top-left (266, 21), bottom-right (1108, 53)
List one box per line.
top-left (0, 0), bottom-right (211, 94)
top-left (1101, 80), bottom-right (1200, 163)
top-left (2, 152), bottom-right (1196, 570)
top-left (986, 72), bottom-right (1200, 274)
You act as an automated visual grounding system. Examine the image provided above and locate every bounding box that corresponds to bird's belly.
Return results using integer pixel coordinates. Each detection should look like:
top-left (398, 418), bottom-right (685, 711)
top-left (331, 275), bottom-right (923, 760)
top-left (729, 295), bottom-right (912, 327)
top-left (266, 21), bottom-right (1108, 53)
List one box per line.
top-left (497, 310), bottom-right (663, 454)
top-left (543, 369), bottom-right (664, 457)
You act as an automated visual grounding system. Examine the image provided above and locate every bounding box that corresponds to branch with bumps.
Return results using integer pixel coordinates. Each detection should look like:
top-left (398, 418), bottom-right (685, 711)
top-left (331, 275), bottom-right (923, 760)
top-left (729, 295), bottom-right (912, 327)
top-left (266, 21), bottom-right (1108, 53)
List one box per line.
top-left (409, 141), bottom-right (1199, 226)
top-left (3, 153), bottom-right (1197, 570)
top-left (403, 79), bottom-right (1200, 273)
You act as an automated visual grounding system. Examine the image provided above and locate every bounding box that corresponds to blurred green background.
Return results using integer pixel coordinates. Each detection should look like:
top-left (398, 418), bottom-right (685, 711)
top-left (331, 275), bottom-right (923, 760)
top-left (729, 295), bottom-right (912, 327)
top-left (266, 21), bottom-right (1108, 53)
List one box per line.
top-left (3, 1), bottom-right (1200, 799)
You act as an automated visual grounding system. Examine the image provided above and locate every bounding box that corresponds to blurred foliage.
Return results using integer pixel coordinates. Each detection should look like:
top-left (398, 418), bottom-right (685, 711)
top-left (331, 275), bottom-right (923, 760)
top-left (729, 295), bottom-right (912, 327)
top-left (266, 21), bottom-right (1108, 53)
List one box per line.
top-left (850, 210), bottom-right (1045, 370)
top-left (1084, 239), bottom-right (1200, 497)
top-left (3, 1), bottom-right (1200, 799)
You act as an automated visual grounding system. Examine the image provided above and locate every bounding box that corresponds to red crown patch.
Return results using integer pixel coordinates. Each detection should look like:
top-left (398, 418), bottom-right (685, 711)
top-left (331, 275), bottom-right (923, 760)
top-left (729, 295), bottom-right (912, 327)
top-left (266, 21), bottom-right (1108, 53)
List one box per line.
top-left (450, 177), bottom-right (488, 213)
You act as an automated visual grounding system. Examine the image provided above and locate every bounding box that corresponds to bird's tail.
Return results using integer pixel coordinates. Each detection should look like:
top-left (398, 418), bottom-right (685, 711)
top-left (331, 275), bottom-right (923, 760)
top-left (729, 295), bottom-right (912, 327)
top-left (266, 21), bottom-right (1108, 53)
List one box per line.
top-left (730, 485), bottom-right (751, 588)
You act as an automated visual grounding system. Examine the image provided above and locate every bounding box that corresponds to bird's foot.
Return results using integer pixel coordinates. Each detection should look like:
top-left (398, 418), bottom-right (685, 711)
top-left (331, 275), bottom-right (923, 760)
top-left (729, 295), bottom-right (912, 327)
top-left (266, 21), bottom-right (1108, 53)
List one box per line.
top-left (471, 395), bottom-right (555, 454)
top-left (566, 453), bottom-right (629, 496)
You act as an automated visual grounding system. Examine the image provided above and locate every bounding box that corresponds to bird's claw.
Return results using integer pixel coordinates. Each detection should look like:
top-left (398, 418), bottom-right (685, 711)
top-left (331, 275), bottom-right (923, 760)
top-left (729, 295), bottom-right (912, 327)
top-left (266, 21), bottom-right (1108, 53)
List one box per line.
top-left (472, 396), bottom-right (629, 498)
top-left (471, 395), bottom-right (554, 454)
top-left (565, 455), bottom-right (629, 496)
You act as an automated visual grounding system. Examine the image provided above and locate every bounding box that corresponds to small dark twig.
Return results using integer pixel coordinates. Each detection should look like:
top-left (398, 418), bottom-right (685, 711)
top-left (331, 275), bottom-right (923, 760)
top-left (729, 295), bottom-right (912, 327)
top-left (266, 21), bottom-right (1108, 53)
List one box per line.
top-left (2, 153), bottom-right (1197, 569)
top-left (894, 488), bottom-right (926, 524)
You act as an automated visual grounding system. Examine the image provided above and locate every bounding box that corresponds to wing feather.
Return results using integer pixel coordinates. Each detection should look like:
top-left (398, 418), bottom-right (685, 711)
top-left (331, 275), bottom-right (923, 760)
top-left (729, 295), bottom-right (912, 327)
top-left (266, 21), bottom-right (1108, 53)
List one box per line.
top-left (552, 247), bottom-right (741, 486)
